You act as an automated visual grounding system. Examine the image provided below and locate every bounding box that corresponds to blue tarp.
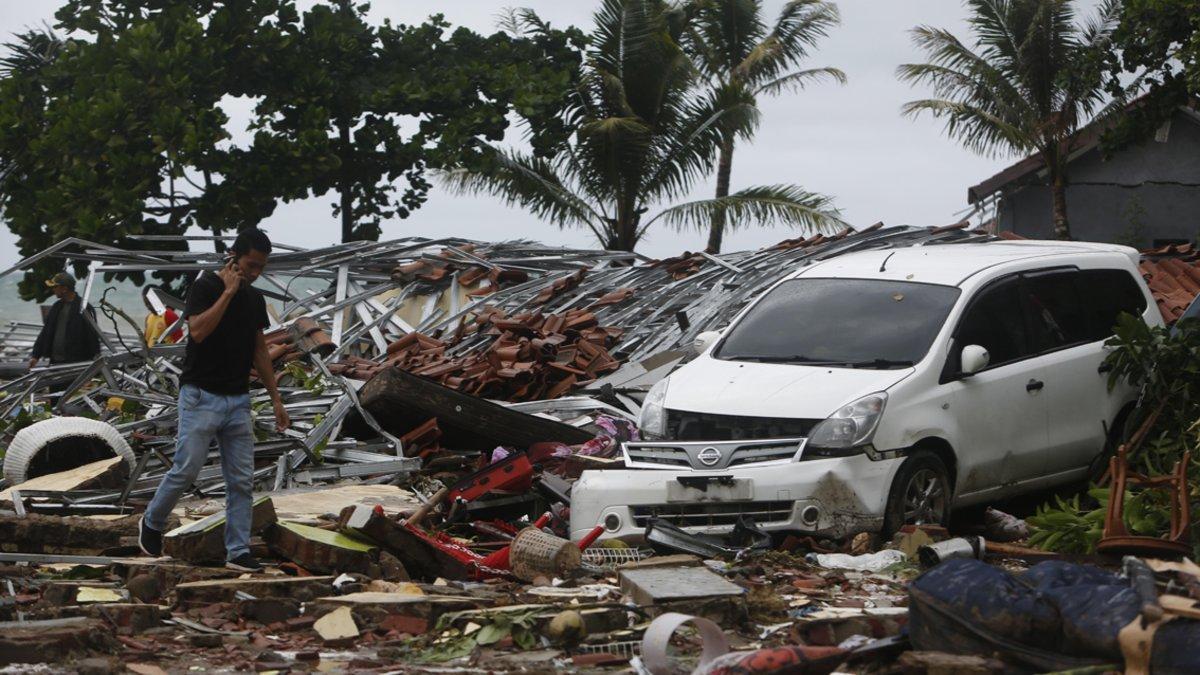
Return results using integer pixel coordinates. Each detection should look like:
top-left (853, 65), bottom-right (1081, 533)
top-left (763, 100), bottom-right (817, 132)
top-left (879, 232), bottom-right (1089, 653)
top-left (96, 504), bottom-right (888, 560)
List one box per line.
top-left (909, 559), bottom-right (1200, 674)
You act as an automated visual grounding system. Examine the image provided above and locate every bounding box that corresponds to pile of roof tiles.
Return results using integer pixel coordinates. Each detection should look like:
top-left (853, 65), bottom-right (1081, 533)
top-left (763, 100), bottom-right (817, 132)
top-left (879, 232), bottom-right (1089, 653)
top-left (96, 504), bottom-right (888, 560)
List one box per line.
top-left (330, 307), bottom-right (623, 402)
top-left (1139, 243), bottom-right (1200, 323)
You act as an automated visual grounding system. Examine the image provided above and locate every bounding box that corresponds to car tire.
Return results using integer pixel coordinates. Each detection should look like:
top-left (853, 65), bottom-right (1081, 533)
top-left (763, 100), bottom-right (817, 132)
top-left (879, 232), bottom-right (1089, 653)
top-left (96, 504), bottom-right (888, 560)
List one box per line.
top-left (882, 450), bottom-right (951, 537)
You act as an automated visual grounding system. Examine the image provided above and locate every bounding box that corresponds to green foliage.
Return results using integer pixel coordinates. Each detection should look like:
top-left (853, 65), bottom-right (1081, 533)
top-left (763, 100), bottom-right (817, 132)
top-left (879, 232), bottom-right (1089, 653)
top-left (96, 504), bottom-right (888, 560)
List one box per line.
top-left (681, 0), bottom-right (845, 251)
top-left (1103, 0), bottom-right (1199, 149)
top-left (0, 404), bottom-right (54, 456)
top-left (252, 3), bottom-right (585, 243)
top-left (1030, 315), bottom-right (1200, 556)
top-left (897, 0), bottom-right (1128, 239)
top-left (1113, 197), bottom-right (1148, 249)
top-left (1028, 491), bottom-right (1106, 554)
top-left (440, 0), bottom-right (844, 252)
top-left (284, 361), bottom-right (328, 395)
top-left (418, 607), bottom-right (543, 662)
top-left (0, 0), bottom-right (583, 299)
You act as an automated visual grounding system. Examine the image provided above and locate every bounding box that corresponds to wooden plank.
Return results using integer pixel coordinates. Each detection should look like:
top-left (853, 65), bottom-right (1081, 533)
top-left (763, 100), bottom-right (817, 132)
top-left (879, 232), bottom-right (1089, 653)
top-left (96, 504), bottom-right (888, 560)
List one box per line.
top-left (0, 458), bottom-right (128, 503)
top-left (174, 576), bottom-right (335, 605)
top-left (349, 366), bottom-right (594, 451)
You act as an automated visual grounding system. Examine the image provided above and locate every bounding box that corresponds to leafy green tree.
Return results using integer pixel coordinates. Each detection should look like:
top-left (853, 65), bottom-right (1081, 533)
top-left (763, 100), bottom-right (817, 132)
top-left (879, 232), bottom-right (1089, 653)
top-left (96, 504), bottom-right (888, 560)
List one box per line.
top-left (254, 1), bottom-right (583, 243)
top-left (0, 0), bottom-right (297, 299)
top-left (0, 0), bottom-right (583, 299)
top-left (441, 0), bottom-right (843, 252)
top-left (898, 0), bottom-right (1122, 240)
top-left (684, 0), bottom-right (845, 252)
top-left (1104, 0), bottom-right (1200, 147)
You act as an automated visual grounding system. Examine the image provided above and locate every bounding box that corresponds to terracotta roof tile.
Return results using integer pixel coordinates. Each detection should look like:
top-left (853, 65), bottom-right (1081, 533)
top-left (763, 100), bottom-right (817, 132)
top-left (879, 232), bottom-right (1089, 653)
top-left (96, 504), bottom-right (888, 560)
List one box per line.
top-left (1139, 249), bottom-right (1200, 323)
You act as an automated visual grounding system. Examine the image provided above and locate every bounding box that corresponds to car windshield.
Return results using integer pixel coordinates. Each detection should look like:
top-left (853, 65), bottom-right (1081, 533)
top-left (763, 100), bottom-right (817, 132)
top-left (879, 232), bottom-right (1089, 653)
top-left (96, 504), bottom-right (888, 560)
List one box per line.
top-left (715, 278), bottom-right (961, 369)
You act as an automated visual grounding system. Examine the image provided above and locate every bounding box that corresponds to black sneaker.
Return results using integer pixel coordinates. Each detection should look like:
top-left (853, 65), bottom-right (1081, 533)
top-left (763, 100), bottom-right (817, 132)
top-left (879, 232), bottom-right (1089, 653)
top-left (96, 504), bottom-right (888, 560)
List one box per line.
top-left (226, 553), bottom-right (263, 572)
top-left (138, 516), bottom-right (163, 557)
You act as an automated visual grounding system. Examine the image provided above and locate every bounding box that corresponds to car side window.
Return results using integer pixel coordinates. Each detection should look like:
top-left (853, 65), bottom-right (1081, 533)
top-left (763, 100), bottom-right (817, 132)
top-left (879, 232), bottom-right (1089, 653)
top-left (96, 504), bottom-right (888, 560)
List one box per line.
top-left (955, 279), bottom-right (1031, 368)
top-left (1078, 269), bottom-right (1148, 340)
top-left (1023, 271), bottom-right (1092, 351)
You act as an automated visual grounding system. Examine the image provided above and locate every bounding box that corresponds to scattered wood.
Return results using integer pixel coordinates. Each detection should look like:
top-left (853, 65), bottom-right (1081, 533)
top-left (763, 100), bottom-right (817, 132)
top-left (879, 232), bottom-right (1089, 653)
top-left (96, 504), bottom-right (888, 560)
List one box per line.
top-left (350, 366), bottom-right (594, 451)
top-left (173, 576), bottom-right (335, 606)
top-left (312, 592), bottom-right (479, 624)
top-left (896, 650), bottom-right (1007, 674)
top-left (0, 457), bottom-right (129, 504)
top-left (266, 485), bottom-right (421, 524)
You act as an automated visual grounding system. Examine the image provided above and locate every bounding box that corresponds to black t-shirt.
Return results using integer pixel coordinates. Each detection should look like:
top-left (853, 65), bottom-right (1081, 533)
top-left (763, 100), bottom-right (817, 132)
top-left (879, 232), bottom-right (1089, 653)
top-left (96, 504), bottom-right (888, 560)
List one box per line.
top-left (180, 272), bottom-right (269, 395)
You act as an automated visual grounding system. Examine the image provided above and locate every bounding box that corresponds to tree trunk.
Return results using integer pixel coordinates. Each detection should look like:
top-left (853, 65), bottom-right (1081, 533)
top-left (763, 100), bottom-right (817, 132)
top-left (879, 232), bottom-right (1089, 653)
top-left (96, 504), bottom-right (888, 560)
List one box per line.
top-left (338, 121), bottom-right (354, 243)
top-left (1050, 167), bottom-right (1070, 240)
top-left (607, 198), bottom-right (638, 252)
top-left (706, 137), bottom-right (735, 254)
top-left (204, 170), bottom-right (225, 254)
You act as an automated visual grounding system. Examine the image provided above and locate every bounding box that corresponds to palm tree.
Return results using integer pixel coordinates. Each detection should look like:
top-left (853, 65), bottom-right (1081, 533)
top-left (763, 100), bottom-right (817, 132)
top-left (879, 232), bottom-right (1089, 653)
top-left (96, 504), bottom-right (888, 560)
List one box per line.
top-left (441, 0), bottom-right (843, 252)
top-left (684, 0), bottom-right (845, 253)
top-left (897, 0), bottom-right (1121, 240)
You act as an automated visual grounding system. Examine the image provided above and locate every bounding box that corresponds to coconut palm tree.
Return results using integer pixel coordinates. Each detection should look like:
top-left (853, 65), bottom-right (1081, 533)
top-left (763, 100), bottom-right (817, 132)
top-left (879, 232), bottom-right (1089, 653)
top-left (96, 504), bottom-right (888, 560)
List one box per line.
top-left (897, 0), bottom-right (1122, 240)
top-left (441, 0), bottom-right (843, 252)
top-left (684, 0), bottom-right (845, 252)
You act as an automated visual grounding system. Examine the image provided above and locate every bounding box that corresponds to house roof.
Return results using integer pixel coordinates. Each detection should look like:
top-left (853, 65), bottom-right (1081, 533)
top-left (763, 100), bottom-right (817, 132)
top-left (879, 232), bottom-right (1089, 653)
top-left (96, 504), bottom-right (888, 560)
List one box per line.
top-left (967, 100), bottom-right (1200, 204)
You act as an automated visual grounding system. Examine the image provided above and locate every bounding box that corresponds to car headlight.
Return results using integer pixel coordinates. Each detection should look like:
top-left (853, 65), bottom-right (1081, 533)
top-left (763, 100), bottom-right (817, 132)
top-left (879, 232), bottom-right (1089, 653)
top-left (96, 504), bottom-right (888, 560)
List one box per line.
top-left (639, 378), bottom-right (670, 440)
top-left (806, 392), bottom-right (887, 457)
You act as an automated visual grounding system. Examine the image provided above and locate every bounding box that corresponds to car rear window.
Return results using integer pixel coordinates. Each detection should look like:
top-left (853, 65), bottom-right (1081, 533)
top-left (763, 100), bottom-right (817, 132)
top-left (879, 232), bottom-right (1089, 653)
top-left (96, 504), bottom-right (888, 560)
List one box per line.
top-left (1025, 268), bottom-right (1147, 350)
top-left (715, 278), bottom-right (961, 368)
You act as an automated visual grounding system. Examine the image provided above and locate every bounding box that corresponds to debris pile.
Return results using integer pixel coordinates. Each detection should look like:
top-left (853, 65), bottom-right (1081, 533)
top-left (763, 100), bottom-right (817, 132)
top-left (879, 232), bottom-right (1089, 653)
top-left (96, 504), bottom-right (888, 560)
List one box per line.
top-left (2, 223), bottom-right (1197, 671)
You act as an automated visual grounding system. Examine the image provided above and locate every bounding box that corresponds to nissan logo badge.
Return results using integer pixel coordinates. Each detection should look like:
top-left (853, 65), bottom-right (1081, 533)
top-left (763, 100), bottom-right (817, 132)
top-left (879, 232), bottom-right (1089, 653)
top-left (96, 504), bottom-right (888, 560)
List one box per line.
top-left (697, 446), bottom-right (722, 466)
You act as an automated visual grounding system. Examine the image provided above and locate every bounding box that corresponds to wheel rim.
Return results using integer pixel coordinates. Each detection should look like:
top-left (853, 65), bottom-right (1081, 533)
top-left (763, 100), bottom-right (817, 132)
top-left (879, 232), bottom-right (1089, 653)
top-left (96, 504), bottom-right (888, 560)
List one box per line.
top-left (902, 468), bottom-right (946, 525)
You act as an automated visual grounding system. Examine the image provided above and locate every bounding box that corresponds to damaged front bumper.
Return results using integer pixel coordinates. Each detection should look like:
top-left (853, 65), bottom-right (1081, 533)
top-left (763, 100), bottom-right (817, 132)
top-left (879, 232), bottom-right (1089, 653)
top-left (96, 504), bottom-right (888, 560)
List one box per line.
top-left (569, 450), bottom-right (902, 542)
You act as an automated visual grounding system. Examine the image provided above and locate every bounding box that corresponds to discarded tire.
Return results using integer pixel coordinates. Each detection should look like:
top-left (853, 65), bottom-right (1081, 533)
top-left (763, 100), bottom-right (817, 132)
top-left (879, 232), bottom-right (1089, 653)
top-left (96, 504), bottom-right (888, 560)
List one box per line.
top-left (4, 418), bottom-right (135, 484)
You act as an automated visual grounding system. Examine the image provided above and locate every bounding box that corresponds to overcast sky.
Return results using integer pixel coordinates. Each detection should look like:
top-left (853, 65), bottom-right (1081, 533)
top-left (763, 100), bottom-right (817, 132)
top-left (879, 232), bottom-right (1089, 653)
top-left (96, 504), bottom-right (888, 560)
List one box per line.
top-left (0, 0), bottom-right (1105, 267)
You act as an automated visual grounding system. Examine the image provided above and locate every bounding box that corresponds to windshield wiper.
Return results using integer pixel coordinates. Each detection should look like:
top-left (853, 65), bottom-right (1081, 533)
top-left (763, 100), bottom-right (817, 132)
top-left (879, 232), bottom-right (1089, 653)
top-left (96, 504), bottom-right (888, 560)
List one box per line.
top-left (722, 354), bottom-right (844, 365)
top-left (844, 358), bottom-right (915, 369)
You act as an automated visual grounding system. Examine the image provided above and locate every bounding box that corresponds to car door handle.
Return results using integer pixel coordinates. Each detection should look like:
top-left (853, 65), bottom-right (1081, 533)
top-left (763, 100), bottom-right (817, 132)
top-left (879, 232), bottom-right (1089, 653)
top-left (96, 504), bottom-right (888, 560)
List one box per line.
top-left (1026, 379), bottom-right (1044, 392)
top-left (1098, 363), bottom-right (1113, 374)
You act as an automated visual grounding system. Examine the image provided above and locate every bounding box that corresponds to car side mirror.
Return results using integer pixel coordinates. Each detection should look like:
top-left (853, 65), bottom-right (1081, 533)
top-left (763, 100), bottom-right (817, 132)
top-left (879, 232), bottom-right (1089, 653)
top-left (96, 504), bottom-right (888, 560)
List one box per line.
top-left (693, 330), bottom-right (720, 355)
top-left (960, 344), bottom-right (990, 376)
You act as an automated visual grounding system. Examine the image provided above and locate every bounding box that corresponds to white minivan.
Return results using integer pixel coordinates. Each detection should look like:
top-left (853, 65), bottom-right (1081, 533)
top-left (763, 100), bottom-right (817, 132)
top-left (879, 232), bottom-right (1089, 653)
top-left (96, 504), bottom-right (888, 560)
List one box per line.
top-left (570, 241), bottom-right (1160, 542)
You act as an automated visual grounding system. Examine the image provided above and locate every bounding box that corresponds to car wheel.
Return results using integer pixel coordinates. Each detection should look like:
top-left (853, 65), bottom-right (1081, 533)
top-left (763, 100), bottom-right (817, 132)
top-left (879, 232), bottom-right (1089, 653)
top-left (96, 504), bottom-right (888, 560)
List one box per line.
top-left (883, 450), bottom-right (951, 537)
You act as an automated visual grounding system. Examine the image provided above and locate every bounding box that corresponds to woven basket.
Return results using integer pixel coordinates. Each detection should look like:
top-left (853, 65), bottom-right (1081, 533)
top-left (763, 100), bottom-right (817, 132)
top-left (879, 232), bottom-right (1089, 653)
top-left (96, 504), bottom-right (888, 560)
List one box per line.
top-left (509, 527), bottom-right (582, 581)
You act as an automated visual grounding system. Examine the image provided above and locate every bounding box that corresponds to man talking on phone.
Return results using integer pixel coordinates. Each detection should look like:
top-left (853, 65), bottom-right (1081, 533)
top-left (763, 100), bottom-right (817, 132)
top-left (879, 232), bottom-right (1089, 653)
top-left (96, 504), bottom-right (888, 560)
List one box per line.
top-left (139, 228), bottom-right (290, 571)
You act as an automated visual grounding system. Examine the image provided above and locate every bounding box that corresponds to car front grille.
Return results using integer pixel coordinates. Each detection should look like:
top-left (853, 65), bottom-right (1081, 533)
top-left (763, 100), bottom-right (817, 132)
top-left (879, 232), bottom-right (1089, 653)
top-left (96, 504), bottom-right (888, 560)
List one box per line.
top-left (625, 441), bottom-right (801, 470)
top-left (666, 410), bottom-right (820, 441)
top-left (631, 501), bottom-right (795, 528)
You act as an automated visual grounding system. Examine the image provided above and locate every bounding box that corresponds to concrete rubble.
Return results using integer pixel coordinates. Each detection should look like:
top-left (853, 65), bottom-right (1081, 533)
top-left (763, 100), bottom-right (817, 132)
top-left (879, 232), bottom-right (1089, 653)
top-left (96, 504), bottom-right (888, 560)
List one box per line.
top-left (0, 224), bottom-right (1197, 672)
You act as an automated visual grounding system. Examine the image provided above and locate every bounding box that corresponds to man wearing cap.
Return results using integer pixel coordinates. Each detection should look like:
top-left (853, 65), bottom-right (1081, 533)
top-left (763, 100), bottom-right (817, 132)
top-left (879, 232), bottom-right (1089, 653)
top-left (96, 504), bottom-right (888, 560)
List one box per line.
top-left (29, 272), bottom-right (101, 369)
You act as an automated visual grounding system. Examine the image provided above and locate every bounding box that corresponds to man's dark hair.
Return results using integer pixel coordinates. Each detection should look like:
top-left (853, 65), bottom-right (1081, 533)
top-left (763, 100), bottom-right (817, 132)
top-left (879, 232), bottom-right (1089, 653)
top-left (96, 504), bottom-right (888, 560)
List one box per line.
top-left (231, 228), bottom-right (272, 257)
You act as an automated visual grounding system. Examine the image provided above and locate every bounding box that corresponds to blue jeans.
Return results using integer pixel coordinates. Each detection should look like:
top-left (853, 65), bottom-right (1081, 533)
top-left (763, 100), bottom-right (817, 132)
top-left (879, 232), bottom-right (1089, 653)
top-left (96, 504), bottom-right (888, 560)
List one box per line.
top-left (145, 384), bottom-right (256, 560)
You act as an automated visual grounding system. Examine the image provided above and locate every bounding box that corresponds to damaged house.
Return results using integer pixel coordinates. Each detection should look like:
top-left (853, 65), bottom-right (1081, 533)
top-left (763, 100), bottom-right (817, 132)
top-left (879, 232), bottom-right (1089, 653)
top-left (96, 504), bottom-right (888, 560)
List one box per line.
top-left (969, 100), bottom-right (1200, 247)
